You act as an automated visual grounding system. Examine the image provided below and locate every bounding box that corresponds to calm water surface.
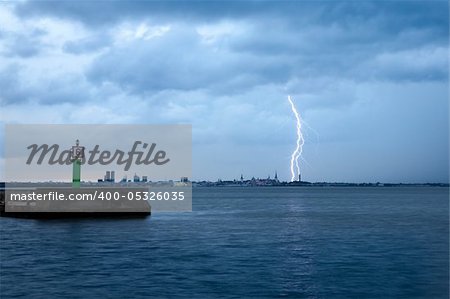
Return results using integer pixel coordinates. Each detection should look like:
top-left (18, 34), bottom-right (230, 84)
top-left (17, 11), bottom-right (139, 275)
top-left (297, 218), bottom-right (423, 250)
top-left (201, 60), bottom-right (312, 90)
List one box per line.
top-left (1, 187), bottom-right (448, 298)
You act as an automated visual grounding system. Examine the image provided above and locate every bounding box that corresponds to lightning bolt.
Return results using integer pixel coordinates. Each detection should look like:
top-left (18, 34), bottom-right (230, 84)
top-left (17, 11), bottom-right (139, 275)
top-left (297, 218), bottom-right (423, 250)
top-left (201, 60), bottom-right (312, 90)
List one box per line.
top-left (288, 95), bottom-right (305, 182)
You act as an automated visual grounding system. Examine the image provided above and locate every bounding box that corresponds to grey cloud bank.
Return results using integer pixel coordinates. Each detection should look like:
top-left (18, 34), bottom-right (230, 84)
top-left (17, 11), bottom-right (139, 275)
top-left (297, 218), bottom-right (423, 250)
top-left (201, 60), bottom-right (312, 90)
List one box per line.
top-left (0, 0), bottom-right (448, 183)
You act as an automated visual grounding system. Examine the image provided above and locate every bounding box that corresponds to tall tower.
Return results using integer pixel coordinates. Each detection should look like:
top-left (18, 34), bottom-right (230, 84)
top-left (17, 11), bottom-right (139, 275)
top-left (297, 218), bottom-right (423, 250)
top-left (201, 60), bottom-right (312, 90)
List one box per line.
top-left (70, 139), bottom-right (85, 188)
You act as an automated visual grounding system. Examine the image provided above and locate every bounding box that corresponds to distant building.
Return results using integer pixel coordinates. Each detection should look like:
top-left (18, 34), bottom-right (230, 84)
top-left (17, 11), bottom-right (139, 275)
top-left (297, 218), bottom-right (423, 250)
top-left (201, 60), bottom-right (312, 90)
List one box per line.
top-left (133, 173), bottom-right (140, 182)
top-left (181, 177), bottom-right (189, 183)
top-left (105, 171), bottom-right (111, 182)
top-left (102, 170), bottom-right (115, 182)
top-left (142, 176), bottom-right (148, 182)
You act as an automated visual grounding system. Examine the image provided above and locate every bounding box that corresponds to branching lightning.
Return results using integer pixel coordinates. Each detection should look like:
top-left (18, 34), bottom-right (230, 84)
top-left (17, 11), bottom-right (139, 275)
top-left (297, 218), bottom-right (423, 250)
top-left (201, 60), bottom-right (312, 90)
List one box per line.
top-left (288, 95), bottom-right (305, 182)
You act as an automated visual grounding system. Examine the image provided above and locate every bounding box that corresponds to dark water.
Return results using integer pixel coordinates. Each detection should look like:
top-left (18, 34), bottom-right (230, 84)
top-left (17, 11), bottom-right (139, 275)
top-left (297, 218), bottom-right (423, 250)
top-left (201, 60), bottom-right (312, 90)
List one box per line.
top-left (1, 187), bottom-right (448, 298)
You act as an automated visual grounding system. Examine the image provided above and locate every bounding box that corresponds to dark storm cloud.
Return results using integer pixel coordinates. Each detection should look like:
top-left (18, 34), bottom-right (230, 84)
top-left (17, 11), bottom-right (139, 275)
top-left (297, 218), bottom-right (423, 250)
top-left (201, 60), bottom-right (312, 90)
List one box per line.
top-left (11, 1), bottom-right (448, 95)
top-left (0, 28), bottom-right (46, 58)
top-left (14, 1), bottom-right (309, 26)
top-left (14, 1), bottom-right (448, 33)
top-left (86, 26), bottom-right (292, 94)
top-left (2, 1), bottom-right (448, 182)
top-left (0, 64), bottom-right (93, 106)
top-left (0, 65), bottom-right (29, 105)
top-left (63, 33), bottom-right (112, 54)
top-left (84, 17), bottom-right (447, 96)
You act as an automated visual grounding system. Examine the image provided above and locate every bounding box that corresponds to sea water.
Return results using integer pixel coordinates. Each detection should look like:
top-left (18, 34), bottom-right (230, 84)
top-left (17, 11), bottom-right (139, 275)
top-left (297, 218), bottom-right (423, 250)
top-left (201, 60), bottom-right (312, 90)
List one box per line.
top-left (1, 187), bottom-right (448, 298)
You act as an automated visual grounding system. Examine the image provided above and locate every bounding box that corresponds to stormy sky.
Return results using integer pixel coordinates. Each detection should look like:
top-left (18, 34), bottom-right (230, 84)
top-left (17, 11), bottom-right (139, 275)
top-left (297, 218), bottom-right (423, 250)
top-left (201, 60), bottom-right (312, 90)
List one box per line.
top-left (0, 1), bottom-right (448, 183)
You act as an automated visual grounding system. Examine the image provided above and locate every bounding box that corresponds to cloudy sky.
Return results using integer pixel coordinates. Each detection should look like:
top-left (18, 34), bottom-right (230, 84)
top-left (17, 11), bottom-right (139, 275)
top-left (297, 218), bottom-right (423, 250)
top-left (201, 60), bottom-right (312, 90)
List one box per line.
top-left (0, 1), bottom-right (448, 183)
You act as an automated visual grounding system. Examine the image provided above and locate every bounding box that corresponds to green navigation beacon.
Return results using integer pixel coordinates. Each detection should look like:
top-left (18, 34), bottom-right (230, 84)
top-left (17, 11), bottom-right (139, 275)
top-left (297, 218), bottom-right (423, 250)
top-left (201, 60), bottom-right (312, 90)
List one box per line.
top-left (70, 139), bottom-right (85, 188)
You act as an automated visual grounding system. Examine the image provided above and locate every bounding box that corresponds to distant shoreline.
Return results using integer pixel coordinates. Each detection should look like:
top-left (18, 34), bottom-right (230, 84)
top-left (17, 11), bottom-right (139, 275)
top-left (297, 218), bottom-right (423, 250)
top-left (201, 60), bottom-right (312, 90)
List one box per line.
top-left (1, 182), bottom-right (448, 188)
top-left (192, 182), bottom-right (449, 188)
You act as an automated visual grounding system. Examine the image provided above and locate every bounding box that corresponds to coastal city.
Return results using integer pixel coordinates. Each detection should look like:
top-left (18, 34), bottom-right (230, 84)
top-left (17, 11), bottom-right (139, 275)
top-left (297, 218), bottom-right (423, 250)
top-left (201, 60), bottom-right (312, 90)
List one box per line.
top-left (94, 170), bottom-right (448, 188)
